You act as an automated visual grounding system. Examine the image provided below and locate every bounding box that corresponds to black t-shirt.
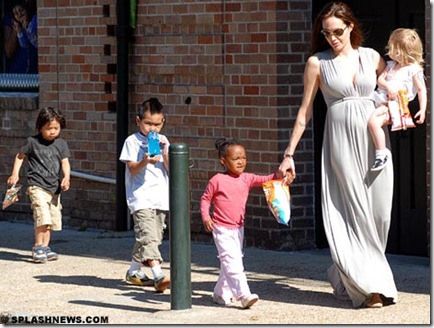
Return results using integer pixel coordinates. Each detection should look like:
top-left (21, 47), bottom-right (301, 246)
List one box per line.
top-left (20, 134), bottom-right (71, 194)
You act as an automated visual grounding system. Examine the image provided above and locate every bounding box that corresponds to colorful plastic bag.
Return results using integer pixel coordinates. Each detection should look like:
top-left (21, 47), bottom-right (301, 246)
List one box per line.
top-left (262, 179), bottom-right (291, 225)
top-left (2, 184), bottom-right (22, 210)
top-left (389, 89), bottom-right (416, 131)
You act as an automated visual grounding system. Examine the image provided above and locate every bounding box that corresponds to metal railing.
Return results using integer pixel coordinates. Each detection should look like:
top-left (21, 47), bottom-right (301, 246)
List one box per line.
top-left (70, 170), bottom-right (115, 184)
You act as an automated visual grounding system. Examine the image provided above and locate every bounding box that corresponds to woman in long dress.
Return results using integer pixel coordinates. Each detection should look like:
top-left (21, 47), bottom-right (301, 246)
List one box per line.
top-left (278, 2), bottom-right (397, 308)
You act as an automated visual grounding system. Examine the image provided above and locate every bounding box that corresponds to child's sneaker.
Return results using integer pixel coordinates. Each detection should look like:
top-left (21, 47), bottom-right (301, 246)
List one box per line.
top-left (32, 245), bottom-right (47, 263)
top-left (125, 270), bottom-right (154, 286)
top-left (154, 274), bottom-right (170, 293)
top-left (371, 154), bottom-right (389, 171)
top-left (212, 293), bottom-right (232, 306)
top-left (43, 246), bottom-right (58, 261)
top-left (241, 293), bottom-right (259, 309)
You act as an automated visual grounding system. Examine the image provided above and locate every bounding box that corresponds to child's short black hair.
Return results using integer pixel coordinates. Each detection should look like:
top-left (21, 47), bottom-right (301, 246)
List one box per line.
top-left (138, 97), bottom-right (164, 119)
top-left (35, 107), bottom-right (66, 132)
top-left (215, 138), bottom-right (242, 158)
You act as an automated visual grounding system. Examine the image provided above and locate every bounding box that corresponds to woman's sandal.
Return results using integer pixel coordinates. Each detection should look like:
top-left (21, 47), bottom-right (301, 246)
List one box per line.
top-left (367, 293), bottom-right (383, 308)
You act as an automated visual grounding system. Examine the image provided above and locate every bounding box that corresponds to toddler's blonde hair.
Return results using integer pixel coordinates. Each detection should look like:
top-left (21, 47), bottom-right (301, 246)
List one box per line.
top-left (386, 28), bottom-right (424, 66)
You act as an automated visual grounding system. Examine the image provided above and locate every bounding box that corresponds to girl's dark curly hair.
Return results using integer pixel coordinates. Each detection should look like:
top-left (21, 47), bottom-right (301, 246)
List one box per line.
top-left (35, 107), bottom-right (66, 132)
top-left (215, 138), bottom-right (242, 158)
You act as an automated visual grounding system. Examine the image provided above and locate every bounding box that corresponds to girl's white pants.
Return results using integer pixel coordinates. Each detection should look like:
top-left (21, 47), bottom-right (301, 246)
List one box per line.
top-left (212, 225), bottom-right (252, 302)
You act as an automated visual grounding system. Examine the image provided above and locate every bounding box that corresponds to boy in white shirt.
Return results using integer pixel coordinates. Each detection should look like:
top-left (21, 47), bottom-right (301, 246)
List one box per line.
top-left (119, 97), bottom-right (170, 293)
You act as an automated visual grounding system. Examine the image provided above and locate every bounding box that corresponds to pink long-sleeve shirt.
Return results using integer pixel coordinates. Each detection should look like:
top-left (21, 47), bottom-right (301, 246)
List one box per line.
top-left (200, 172), bottom-right (277, 229)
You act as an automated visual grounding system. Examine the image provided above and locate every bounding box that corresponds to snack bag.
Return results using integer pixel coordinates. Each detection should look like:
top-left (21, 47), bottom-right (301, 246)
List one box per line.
top-left (262, 179), bottom-right (291, 225)
top-left (389, 89), bottom-right (416, 131)
top-left (2, 184), bottom-right (22, 210)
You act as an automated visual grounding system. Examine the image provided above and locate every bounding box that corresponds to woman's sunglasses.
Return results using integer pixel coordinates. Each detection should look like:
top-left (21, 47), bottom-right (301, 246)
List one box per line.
top-left (321, 26), bottom-right (348, 38)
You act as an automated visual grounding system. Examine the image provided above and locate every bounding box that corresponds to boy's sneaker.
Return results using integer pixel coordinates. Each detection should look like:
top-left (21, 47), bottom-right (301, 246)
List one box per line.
top-left (43, 246), bottom-right (59, 261)
top-left (154, 275), bottom-right (170, 293)
top-left (371, 154), bottom-right (389, 171)
top-left (212, 293), bottom-right (232, 306)
top-left (32, 245), bottom-right (47, 263)
top-left (125, 270), bottom-right (154, 286)
top-left (241, 294), bottom-right (259, 309)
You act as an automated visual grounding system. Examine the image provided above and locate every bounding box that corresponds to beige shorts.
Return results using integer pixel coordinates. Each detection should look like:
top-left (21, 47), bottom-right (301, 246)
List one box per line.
top-left (27, 185), bottom-right (62, 231)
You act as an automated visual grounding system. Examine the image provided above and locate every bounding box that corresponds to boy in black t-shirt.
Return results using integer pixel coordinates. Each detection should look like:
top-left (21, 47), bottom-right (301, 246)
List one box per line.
top-left (7, 107), bottom-right (71, 263)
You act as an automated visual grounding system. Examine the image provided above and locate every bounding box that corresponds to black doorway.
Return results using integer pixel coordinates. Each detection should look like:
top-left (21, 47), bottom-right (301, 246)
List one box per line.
top-left (312, 0), bottom-right (428, 256)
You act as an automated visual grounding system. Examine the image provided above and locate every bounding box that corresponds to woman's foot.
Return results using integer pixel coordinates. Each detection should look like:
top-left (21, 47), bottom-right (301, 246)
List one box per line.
top-left (367, 293), bottom-right (383, 308)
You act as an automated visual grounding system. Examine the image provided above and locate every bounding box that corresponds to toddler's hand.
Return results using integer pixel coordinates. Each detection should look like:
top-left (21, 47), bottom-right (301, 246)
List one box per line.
top-left (145, 153), bottom-right (161, 164)
top-left (7, 175), bottom-right (19, 186)
top-left (61, 178), bottom-right (70, 191)
top-left (414, 110), bottom-right (426, 124)
top-left (285, 170), bottom-right (296, 185)
top-left (203, 219), bottom-right (214, 232)
top-left (387, 89), bottom-right (398, 100)
top-left (159, 135), bottom-right (169, 154)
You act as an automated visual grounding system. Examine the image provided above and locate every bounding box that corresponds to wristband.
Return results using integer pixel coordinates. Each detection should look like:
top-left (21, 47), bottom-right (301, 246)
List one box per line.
top-left (284, 154), bottom-right (293, 159)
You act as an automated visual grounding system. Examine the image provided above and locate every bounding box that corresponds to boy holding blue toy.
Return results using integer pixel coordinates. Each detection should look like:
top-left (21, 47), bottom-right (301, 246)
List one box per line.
top-left (119, 97), bottom-right (170, 293)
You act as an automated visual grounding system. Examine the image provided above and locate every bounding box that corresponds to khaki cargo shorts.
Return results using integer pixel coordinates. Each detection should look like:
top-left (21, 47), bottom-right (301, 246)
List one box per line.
top-left (27, 185), bottom-right (62, 231)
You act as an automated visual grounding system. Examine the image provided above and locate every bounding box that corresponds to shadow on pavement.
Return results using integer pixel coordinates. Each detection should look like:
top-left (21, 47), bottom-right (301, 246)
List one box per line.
top-left (0, 220), bottom-right (430, 306)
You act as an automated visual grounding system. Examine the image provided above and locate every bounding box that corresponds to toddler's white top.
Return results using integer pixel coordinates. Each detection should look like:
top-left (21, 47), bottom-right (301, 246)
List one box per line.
top-left (373, 60), bottom-right (424, 105)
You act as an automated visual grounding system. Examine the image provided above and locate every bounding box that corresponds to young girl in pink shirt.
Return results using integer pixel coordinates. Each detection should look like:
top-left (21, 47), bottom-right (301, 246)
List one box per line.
top-left (200, 138), bottom-right (278, 309)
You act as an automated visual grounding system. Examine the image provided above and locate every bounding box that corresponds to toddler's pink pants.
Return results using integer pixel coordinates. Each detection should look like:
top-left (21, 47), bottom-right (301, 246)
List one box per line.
top-left (212, 225), bottom-right (252, 302)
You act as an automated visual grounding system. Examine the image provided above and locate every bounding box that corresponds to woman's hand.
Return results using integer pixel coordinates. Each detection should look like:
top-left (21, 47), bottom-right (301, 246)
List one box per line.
top-left (278, 156), bottom-right (296, 184)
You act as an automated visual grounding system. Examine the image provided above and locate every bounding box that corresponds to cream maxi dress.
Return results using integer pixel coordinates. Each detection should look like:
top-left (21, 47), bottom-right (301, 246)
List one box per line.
top-left (318, 47), bottom-right (398, 307)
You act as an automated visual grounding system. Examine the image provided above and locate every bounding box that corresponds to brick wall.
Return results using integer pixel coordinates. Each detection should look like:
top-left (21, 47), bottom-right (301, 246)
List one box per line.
top-left (0, 94), bottom-right (38, 221)
top-left (29, 0), bottom-right (313, 249)
top-left (38, 2), bottom-right (119, 230)
top-left (131, 0), bottom-right (314, 250)
top-left (0, 1), bottom-right (119, 230)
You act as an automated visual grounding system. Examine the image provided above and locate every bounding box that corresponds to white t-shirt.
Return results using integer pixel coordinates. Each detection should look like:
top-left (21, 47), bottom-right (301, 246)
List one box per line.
top-left (119, 132), bottom-right (170, 213)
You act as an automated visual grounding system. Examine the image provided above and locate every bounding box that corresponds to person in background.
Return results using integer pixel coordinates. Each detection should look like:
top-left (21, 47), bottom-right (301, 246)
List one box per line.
top-left (3, 0), bottom-right (38, 74)
top-left (119, 97), bottom-right (171, 293)
top-left (278, 2), bottom-right (397, 308)
top-left (7, 107), bottom-right (71, 263)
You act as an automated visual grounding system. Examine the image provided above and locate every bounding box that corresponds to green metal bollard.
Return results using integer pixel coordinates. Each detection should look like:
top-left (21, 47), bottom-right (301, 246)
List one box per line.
top-left (169, 143), bottom-right (192, 310)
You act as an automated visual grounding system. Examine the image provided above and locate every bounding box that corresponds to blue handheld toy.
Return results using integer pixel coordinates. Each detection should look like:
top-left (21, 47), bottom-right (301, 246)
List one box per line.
top-left (147, 131), bottom-right (161, 157)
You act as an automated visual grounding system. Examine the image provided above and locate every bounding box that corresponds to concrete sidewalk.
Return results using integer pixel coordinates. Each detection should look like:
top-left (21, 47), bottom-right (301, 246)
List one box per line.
top-left (0, 220), bottom-right (430, 325)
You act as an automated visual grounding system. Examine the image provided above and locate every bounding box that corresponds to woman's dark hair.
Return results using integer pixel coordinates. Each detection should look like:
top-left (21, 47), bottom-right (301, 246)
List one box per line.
top-left (311, 2), bottom-right (364, 54)
top-left (138, 97), bottom-right (164, 119)
top-left (215, 138), bottom-right (242, 158)
top-left (35, 107), bottom-right (66, 132)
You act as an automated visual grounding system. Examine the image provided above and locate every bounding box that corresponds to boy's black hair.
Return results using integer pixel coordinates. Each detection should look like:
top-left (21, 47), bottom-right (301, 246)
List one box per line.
top-left (138, 97), bottom-right (164, 119)
top-left (35, 107), bottom-right (66, 132)
top-left (215, 138), bottom-right (242, 158)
